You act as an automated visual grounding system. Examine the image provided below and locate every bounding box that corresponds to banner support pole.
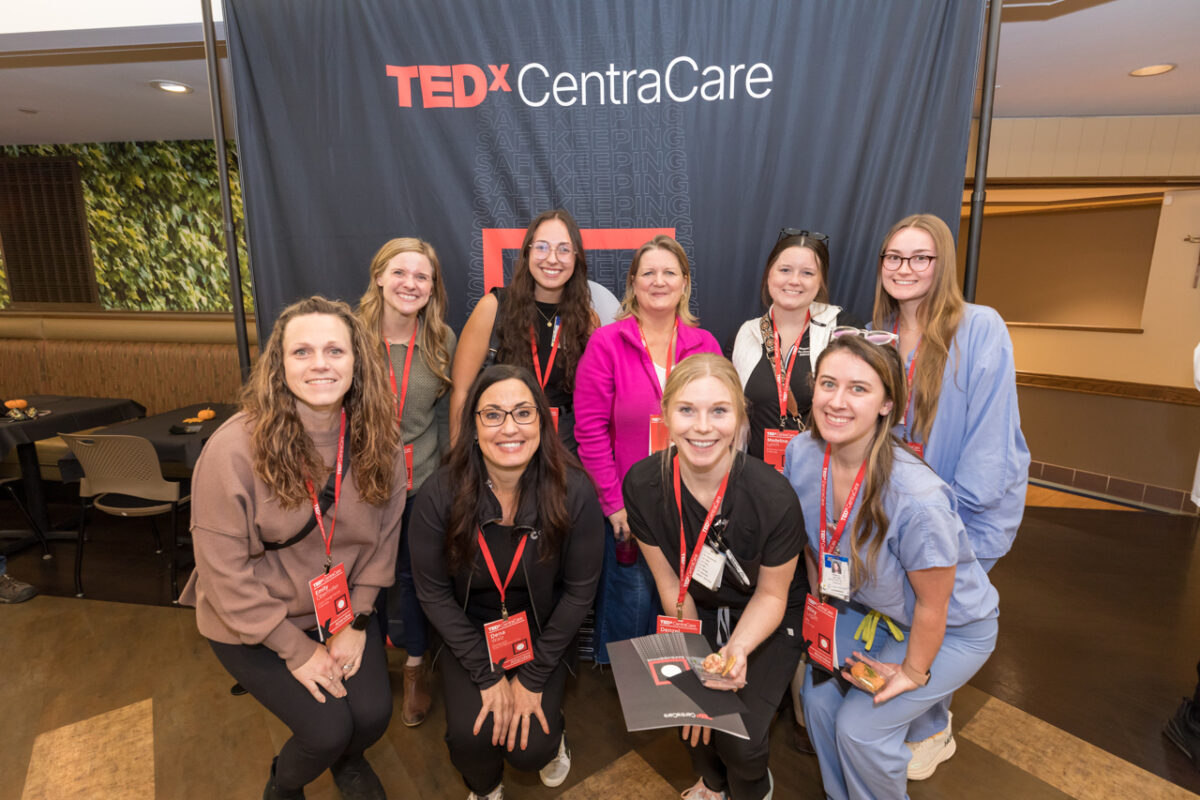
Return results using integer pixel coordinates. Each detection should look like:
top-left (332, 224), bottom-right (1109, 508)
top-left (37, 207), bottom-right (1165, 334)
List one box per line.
top-left (963, 0), bottom-right (1003, 303)
top-left (202, 0), bottom-right (252, 382)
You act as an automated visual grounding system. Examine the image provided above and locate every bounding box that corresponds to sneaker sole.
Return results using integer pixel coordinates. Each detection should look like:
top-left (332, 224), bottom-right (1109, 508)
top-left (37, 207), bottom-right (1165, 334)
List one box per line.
top-left (907, 735), bottom-right (957, 780)
top-left (539, 749), bottom-right (571, 788)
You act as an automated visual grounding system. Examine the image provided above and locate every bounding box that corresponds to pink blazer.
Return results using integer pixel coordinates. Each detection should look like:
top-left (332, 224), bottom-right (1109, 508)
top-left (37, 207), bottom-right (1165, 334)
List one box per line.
top-left (574, 316), bottom-right (723, 515)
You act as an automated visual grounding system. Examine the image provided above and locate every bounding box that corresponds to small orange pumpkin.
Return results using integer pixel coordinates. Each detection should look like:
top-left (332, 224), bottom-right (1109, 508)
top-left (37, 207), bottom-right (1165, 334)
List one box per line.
top-left (5, 398), bottom-right (28, 410)
top-left (197, 408), bottom-right (216, 421)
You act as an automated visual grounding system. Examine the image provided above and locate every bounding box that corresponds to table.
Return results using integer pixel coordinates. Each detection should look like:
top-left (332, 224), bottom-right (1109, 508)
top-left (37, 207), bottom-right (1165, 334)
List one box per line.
top-left (56, 402), bottom-right (237, 482)
top-left (1, 395), bottom-right (145, 550)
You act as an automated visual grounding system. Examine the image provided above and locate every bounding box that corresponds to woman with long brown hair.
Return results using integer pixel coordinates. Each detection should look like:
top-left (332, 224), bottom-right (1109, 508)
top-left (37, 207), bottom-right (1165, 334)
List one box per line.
top-left (450, 209), bottom-right (596, 453)
top-left (181, 296), bottom-right (407, 800)
top-left (410, 364), bottom-right (603, 800)
top-left (871, 213), bottom-right (1028, 776)
top-left (783, 333), bottom-right (998, 800)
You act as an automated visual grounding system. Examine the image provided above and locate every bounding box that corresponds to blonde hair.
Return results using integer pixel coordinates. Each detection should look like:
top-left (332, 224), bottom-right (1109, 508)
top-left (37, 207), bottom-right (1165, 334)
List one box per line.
top-left (616, 235), bottom-right (700, 326)
top-left (870, 214), bottom-right (964, 444)
top-left (357, 237), bottom-right (454, 391)
top-left (241, 296), bottom-right (399, 508)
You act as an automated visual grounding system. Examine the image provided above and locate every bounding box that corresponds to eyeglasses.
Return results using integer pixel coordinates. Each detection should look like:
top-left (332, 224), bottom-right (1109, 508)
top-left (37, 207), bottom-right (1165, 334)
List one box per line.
top-left (476, 405), bottom-right (540, 427)
top-left (831, 326), bottom-right (899, 346)
top-left (880, 253), bottom-right (936, 272)
top-left (777, 228), bottom-right (829, 243)
top-left (531, 241), bottom-right (574, 259)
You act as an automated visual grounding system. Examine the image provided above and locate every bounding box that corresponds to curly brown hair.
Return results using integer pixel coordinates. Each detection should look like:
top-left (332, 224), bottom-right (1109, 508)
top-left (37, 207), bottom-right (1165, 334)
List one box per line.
top-left (494, 209), bottom-right (593, 390)
top-left (241, 296), bottom-right (400, 508)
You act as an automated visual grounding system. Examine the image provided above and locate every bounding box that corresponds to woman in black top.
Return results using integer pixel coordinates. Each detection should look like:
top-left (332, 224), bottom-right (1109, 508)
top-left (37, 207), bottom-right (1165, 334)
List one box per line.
top-left (450, 209), bottom-right (596, 453)
top-left (731, 230), bottom-right (859, 469)
top-left (411, 364), bottom-right (604, 800)
top-left (623, 353), bottom-right (807, 800)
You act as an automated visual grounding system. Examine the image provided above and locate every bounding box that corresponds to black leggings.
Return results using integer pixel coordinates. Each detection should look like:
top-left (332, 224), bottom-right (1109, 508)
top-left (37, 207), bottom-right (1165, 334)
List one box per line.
top-left (209, 626), bottom-right (392, 792)
top-left (439, 650), bottom-right (568, 795)
top-left (688, 621), bottom-right (803, 800)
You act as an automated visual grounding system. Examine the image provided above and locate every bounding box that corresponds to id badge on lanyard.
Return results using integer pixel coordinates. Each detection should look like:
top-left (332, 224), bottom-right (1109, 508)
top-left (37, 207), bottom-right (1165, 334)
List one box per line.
top-left (531, 322), bottom-right (561, 432)
top-left (656, 457), bottom-right (729, 635)
top-left (478, 529), bottom-right (536, 670)
top-left (895, 322), bottom-right (924, 459)
top-left (387, 326), bottom-right (418, 491)
top-left (763, 310), bottom-right (807, 471)
top-left (306, 409), bottom-right (350, 641)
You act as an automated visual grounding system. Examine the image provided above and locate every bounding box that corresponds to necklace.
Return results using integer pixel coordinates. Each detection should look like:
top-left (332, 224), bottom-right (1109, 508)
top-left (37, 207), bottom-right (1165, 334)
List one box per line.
top-left (535, 303), bottom-right (557, 328)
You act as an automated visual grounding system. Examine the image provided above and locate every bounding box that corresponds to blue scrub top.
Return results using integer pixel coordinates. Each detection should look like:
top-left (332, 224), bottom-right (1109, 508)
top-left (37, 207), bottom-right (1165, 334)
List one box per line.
top-left (783, 435), bottom-right (999, 627)
top-left (884, 303), bottom-right (1030, 560)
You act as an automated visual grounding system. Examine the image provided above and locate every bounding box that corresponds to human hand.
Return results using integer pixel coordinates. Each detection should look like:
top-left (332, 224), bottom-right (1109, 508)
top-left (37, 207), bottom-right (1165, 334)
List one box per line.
top-left (290, 645), bottom-right (346, 703)
top-left (714, 642), bottom-right (748, 688)
top-left (680, 724), bottom-right (712, 747)
top-left (608, 509), bottom-right (629, 541)
top-left (474, 677), bottom-right (514, 746)
top-left (327, 625), bottom-right (367, 680)
top-left (841, 651), bottom-right (917, 704)
top-left (506, 676), bottom-right (549, 752)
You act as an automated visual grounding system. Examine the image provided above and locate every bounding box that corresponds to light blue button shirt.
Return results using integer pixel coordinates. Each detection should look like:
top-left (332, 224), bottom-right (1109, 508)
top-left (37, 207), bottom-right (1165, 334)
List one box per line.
top-left (887, 303), bottom-right (1030, 560)
top-left (783, 436), bottom-right (999, 627)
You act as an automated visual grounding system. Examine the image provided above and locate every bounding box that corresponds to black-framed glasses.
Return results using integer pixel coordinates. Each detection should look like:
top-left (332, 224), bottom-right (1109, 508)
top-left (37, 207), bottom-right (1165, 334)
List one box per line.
top-left (880, 252), bottom-right (936, 272)
top-left (777, 227), bottom-right (829, 243)
top-left (831, 326), bottom-right (899, 346)
top-left (476, 405), bottom-right (540, 427)
top-left (531, 241), bottom-right (574, 259)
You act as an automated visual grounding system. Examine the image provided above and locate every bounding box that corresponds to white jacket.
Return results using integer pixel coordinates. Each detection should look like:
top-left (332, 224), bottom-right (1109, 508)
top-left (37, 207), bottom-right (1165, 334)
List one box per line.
top-left (731, 301), bottom-right (845, 388)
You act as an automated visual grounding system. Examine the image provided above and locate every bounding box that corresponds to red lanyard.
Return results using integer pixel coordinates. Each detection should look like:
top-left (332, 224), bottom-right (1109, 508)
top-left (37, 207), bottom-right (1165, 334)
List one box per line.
top-left (772, 308), bottom-right (810, 421)
top-left (671, 454), bottom-right (729, 618)
top-left (891, 319), bottom-right (920, 432)
top-left (638, 319), bottom-right (678, 394)
top-left (529, 318), bottom-right (560, 390)
top-left (477, 528), bottom-right (529, 619)
top-left (305, 408), bottom-right (347, 573)
top-left (818, 444), bottom-right (866, 587)
top-left (385, 321), bottom-right (419, 420)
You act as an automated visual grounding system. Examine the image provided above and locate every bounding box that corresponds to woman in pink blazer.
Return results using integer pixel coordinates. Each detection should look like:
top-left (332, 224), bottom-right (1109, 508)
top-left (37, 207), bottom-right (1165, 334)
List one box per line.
top-left (574, 235), bottom-right (722, 662)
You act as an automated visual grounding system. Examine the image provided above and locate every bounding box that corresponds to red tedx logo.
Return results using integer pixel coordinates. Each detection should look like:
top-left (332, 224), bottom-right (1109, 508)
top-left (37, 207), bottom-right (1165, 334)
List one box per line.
top-left (386, 64), bottom-right (511, 108)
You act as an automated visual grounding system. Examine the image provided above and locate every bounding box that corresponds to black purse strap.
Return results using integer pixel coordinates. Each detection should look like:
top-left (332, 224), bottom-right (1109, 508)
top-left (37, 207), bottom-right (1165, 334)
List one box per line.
top-left (263, 422), bottom-right (352, 551)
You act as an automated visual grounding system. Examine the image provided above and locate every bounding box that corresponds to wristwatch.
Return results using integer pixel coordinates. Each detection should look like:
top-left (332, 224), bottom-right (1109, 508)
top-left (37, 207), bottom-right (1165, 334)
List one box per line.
top-left (350, 613), bottom-right (372, 631)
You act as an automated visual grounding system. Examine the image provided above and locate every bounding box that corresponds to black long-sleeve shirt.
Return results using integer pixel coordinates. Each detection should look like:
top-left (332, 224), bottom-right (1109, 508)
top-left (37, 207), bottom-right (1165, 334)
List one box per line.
top-left (410, 464), bottom-right (604, 691)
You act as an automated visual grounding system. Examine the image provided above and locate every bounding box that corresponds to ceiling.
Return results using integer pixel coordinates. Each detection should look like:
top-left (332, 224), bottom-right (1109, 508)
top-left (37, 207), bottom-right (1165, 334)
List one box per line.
top-left (0, 0), bottom-right (1197, 147)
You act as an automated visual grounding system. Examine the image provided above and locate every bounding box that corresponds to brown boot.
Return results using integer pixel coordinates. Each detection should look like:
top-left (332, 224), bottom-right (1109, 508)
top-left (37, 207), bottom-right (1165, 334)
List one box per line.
top-left (402, 658), bottom-right (432, 727)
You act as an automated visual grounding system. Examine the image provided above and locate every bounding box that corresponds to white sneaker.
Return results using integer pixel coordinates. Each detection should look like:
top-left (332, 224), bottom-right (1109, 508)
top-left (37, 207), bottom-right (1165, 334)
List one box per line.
top-left (539, 734), bottom-right (571, 788)
top-left (906, 712), bottom-right (956, 780)
top-left (468, 784), bottom-right (503, 800)
top-left (681, 777), bottom-right (727, 800)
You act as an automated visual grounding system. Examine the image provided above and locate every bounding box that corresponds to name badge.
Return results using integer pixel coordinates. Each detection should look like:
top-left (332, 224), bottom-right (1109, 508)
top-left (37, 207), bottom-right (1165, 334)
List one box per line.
top-left (403, 444), bottom-right (414, 491)
top-left (656, 615), bottom-right (702, 635)
top-left (648, 414), bottom-right (670, 455)
top-left (820, 553), bottom-right (851, 601)
top-left (309, 563), bottom-right (353, 641)
top-left (763, 428), bottom-right (800, 471)
top-left (691, 544), bottom-right (725, 591)
top-left (802, 593), bottom-right (839, 674)
top-left (483, 610), bottom-right (534, 670)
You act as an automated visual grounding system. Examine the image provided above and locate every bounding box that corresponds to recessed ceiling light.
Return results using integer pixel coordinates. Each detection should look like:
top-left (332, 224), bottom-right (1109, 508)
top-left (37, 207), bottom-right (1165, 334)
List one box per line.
top-left (1129, 64), bottom-right (1176, 77)
top-left (150, 80), bottom-right (194, 94)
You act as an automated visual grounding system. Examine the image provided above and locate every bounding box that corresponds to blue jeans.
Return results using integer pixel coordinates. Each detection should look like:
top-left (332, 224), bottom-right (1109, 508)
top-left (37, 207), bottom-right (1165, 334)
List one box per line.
top-left (591, 519), bottom-right (659, 664)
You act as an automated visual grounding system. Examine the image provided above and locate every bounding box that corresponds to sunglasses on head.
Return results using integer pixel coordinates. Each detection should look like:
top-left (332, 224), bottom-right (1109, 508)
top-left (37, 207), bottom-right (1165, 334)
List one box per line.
top-left (777, 227), bottom-right (829, 243)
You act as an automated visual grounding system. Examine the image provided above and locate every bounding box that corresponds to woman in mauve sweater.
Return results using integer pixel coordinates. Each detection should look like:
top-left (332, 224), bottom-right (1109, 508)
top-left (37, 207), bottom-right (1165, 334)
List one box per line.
top-left (574, 235), bottom-right (722, 662)
top-left (181, 296), bottom-right (406, 800)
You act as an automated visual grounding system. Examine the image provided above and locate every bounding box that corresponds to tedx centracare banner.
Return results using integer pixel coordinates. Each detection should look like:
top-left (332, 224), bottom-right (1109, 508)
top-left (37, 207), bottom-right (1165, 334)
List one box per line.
top-left (226, 0), bottom-right (985, 344)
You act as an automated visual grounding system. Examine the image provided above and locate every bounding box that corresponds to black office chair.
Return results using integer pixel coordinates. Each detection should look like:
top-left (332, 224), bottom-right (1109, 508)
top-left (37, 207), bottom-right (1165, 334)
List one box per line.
top-left (60, 433), bottom-right (190, 601)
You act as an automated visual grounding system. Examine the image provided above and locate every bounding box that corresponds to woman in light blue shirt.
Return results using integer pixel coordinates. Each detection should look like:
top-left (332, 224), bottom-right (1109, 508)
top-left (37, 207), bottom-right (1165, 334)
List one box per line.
top-left (783, 333), bottom-right (998, 800)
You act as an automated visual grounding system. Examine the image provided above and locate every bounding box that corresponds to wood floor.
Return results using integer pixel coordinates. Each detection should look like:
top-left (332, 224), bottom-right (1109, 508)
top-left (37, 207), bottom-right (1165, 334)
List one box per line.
top-left (2, 488), bottom-right (1198, 799)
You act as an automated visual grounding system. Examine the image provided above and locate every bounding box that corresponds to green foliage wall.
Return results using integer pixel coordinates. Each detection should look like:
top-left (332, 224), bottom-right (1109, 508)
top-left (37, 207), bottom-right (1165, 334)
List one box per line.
top-left (0, 140), bottom-right (252, 313)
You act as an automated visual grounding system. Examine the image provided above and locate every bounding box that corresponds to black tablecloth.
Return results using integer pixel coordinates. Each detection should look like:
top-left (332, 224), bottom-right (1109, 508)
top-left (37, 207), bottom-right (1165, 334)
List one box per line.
top-left (0, 395), bottom-right (146, 460)
top-left (56, 402), bottom-right (237, 482)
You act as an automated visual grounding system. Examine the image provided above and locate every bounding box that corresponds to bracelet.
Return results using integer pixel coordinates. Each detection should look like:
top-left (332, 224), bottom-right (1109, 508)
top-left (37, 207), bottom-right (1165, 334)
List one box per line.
top-left (901, 661), bottom-right (930, 686)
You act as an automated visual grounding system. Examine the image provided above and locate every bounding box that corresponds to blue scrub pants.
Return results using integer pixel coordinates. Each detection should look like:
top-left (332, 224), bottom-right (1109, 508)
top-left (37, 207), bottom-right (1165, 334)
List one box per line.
top-left (906, 557), bottom-right (998, 741)
top-left (803, 616), bottom-right (997, 800)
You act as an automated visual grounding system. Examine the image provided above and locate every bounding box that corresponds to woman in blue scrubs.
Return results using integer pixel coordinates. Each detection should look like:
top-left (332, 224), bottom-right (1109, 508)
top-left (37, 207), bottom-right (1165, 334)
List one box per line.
top-left (783, 333), bottom-right (998, 800)
top-left (871, 213), bottom-right (1029, 776)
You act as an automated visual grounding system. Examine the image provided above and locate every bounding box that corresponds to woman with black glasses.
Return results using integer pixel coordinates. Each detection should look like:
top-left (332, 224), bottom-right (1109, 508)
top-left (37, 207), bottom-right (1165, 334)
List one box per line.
top-left (410, 364), bottom-right (604, 800)
top-left (871, 213), bottom-right (1028, 780)
top-left (732, 230), bottom-right (859, 471)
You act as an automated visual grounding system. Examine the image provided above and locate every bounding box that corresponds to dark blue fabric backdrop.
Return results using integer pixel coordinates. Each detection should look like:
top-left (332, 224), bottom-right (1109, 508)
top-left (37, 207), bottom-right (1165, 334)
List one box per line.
top-left (226, 0), bottom-right (985, 346)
